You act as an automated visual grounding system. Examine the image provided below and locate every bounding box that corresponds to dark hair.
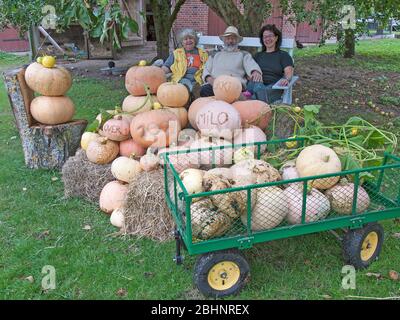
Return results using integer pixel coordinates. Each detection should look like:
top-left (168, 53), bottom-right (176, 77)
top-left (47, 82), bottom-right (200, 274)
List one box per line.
top-left (259, 24), bottom-right (282, 51)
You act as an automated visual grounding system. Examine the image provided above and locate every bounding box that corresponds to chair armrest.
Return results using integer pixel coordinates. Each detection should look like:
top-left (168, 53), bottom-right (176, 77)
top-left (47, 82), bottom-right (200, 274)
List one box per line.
top-left (272, 75), bottom-right (299, 90)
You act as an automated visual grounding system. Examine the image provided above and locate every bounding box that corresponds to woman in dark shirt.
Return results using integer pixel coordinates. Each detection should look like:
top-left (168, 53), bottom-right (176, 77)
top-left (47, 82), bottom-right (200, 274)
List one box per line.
top-left (247, 24), bottom-right (294, 104)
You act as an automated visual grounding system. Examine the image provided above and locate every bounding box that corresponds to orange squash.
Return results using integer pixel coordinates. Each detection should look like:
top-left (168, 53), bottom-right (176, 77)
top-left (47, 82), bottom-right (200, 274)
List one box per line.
top-left (25, 62), bottom-right (72, 96)
top-left (86, 137), bottom-right (119, 164)
top-left (130, 109), bottom-right (181, 148)
top-left (122, 95), bottom-right (156, 114)
top-left (165, 107), bottom-right (188, 129)
top-left (232, 100), bottom-right (272, 131)
top-left (195, 100), bottom-right (241, 140)
top-left (156, 82), bottom-right (189, 108)
top-left (119, 139), bottom-right (146, 158)
top-left (99, 181), bottom-right (128, 214)
top-left (30, 96), bottom-right (75, 125)
top-left (188, 96), bottom-right (216, 130)
top-left (100, 116), bottom-right (131, 142)
top-left (125, 65), bottom-right (166, 96)
top-left (213, 75), bottom-right (242, 103)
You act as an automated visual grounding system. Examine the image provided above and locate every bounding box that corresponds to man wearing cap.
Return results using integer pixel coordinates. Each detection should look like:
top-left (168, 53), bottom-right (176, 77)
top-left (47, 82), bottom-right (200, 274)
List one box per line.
top-left (200, 26), bottom-right (263, 97)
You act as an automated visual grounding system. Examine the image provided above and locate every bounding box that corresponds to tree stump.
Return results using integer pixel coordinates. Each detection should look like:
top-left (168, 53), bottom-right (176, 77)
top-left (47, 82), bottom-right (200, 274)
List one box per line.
top-left (3, 67), bottom-right (87, 170)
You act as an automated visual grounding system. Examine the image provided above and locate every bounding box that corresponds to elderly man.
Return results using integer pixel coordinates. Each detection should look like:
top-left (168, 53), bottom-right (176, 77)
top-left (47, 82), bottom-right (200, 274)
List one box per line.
top-left (200, 26), bottom-right (262, 97)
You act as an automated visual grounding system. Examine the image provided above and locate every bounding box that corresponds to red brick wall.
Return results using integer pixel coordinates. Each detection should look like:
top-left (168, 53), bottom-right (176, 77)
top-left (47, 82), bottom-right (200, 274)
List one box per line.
top-left (173, 0), bottom-right (322, 43)
top-left (173, 0), bottom-right (209, 35)
top-left (0, 28), bottom-right (29, 52)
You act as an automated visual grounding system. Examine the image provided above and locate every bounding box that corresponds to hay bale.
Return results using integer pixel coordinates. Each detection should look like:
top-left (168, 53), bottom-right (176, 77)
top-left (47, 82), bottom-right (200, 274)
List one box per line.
top-left (122, 169), bottom-right (174, 242)
top-left (62, 149), bottom-right (114, 203)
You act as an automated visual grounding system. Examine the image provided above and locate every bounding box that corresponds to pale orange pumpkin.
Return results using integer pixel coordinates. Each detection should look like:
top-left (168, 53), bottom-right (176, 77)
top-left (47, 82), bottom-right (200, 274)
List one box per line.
top-left (122, 95), bottom-right (156, 114)
top-left (125, 65), bottom-right (166, 96)
top-left (188, 96), bottom-right (216, 130)
top-left (119, 138), bottom-right (146, 158)
top-left (213, 75), bottom-right (242, 103)
top-left (25, 62), bottom-right (72, 96)
top-left (130, 109), bottom-right (181, 148)
top-left (99, 180), bottom-right (128, 214)
top-left (100, 116), bottom-right (131, 142)
top-left (86, 137), bottom-right (119, 164)
top-left (156, 82), bottom-right (189, 108)
top-left (232, 100), bottom-right (272, 131)
top-left (165, 107), bottom-right (188, 128)
top-left (195, 100), bottom-right (241, 140)
top-left (30, 96), bottom-right (75, 125)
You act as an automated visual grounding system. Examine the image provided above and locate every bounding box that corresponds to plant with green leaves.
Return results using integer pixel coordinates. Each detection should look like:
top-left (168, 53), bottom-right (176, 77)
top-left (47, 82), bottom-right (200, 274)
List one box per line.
top-left (264, 105), bottom-right (398, 180)
top-left (0, 0), bottom-right (139, 50)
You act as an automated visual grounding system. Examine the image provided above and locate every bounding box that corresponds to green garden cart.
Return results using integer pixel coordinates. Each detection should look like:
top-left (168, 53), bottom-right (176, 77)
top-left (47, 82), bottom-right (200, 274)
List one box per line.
top-left (163, 137), bottom-right (400, 297)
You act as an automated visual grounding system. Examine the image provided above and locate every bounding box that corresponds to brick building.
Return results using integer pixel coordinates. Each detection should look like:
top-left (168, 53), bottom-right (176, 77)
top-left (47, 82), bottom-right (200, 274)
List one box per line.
top-left (0, 0), bottom-right (322, 53)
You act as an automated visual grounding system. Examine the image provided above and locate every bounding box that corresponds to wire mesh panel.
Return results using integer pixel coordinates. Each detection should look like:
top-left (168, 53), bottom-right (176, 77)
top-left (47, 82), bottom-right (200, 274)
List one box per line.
top-left (162, 139), bottom-right (400, 251)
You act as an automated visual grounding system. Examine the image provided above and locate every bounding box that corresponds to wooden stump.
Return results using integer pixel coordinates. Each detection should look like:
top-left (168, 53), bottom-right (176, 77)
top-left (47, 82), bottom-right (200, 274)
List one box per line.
top-left (3, 67), bottom-right (87, 169)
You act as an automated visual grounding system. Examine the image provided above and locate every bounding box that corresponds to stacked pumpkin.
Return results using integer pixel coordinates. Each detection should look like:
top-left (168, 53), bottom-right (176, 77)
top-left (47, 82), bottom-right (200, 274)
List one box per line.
top-left (80, 61), bottom-right (188, 229)
top-left (25, 56), bottom-right (75, 125)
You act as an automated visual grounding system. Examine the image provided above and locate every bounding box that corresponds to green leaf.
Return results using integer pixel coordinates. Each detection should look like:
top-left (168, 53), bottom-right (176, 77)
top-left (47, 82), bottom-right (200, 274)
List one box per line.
top-left (127, 18), bottom-right (139, 33)
top-left (365, 130), bottom-right (385, 149)
top-left (303, 105), bottom-right (321, 114)
top-left (85, 119), bottom-right (100, 133)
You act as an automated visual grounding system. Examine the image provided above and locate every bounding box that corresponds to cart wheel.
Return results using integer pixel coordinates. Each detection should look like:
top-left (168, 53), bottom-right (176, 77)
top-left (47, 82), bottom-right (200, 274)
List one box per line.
top-left (193, 249), bottom-right (250, 298)
top-left (343, 223), bottom-right (384, 269)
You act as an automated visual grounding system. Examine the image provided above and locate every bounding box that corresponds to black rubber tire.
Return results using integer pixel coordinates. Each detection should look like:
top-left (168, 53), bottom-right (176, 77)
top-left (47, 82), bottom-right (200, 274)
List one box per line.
top-left (342, 223), bottom-right (384, 269)
top-left (193, 249), bottom-right (250, 298)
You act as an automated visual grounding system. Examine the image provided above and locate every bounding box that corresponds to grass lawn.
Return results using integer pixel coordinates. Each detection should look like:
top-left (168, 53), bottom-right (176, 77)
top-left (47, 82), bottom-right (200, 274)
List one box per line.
top-left (1, 40), bottom-right (400, 300)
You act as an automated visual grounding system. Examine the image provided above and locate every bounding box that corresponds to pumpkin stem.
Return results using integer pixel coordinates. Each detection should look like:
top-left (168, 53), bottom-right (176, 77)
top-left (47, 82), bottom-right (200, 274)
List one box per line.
top-left (100, 137), bottom-right (108, 144)
top-left (322, 155), bottom-right (330, 162)
top-left (339, 177), bottom-right (349, 185)
top-left (114, 115), bottom-right (123, 120)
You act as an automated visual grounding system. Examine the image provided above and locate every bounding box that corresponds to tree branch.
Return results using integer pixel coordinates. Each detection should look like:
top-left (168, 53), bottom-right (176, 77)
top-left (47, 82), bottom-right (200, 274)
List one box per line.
top-left (169, 0), bottom-right (187, 28)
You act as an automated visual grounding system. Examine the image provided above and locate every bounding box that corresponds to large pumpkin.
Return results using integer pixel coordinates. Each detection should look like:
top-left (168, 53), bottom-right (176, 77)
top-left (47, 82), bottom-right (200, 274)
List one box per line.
top-left (122, 95), bottom-right (156, 114)
top-left (188, 96), bottom-right (216, 130)
top-left (100, 116), bottom-right (131, 142)
top-left (213, 75), bottom-right (242, 103)
top-left (99, 181), bottom-right (128, 214)
top-left (30, 96), bottom-right (75, 125)
top-left (195, 100), bottom-right (241, 140)
top-left (232, 100), bottom-right (272, 131)
top-left (125, 65), bottom-right (166, 96)
top-left (296, 145), bottom-right (342, 189)
top-left (25, 62), bottom-right (72, 96)
top-left (86, 137), bottom-right (119, 164)
top-left (165, 107), bottom-right (188, 128)
top-left (130, 109), bottom-right (181, 148)
top-left (156, 82), bottom-right (189, 108)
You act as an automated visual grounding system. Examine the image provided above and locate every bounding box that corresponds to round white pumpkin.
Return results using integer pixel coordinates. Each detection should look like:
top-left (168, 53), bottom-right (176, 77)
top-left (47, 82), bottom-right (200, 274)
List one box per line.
top-left (111, 156), bottom-right (142, 183)
top-left (296, 145), bottom-right (342, 189)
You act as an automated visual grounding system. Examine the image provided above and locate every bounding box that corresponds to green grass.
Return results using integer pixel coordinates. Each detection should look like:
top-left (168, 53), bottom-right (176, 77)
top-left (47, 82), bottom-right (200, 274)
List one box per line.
top-left (295, 39), bottom-right (400, 72)
top-left (1, 46), bottom-right (400, 300)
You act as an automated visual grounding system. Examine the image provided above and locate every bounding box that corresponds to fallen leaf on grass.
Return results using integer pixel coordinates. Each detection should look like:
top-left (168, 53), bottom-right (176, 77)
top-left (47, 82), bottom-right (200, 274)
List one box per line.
top-left (322, 295), bottom-right (332, 300)
top-left (51, 177), bottom-right (59, 182)
top-left (36, 230), bottom-right (50, 239)
top-left (116, 288), bottom-right (128, 297)
top-left (366, 272), bottom-right (383, 279)
top-left (392, 233), bottom-right (400, 239)
top-left (83, 225), bottom-right (92, 231)
top-left (22, 188), bottom-right (27, 191)
top-left (25, 276), bottom-right (34, 283)
top-left (389, 270), bottom-right (399, 281)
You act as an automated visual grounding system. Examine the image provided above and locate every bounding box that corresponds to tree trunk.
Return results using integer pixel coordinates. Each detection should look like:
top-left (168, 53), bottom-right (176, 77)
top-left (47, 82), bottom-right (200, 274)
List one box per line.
top-left (150, 0), bottom-right (186, 61)
top-left (343, 28), bottom-right (355, 58)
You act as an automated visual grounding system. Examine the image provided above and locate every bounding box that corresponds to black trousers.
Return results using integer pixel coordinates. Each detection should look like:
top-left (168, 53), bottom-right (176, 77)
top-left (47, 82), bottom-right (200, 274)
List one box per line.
top-left (199, 84), bottom-right (215, 97)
